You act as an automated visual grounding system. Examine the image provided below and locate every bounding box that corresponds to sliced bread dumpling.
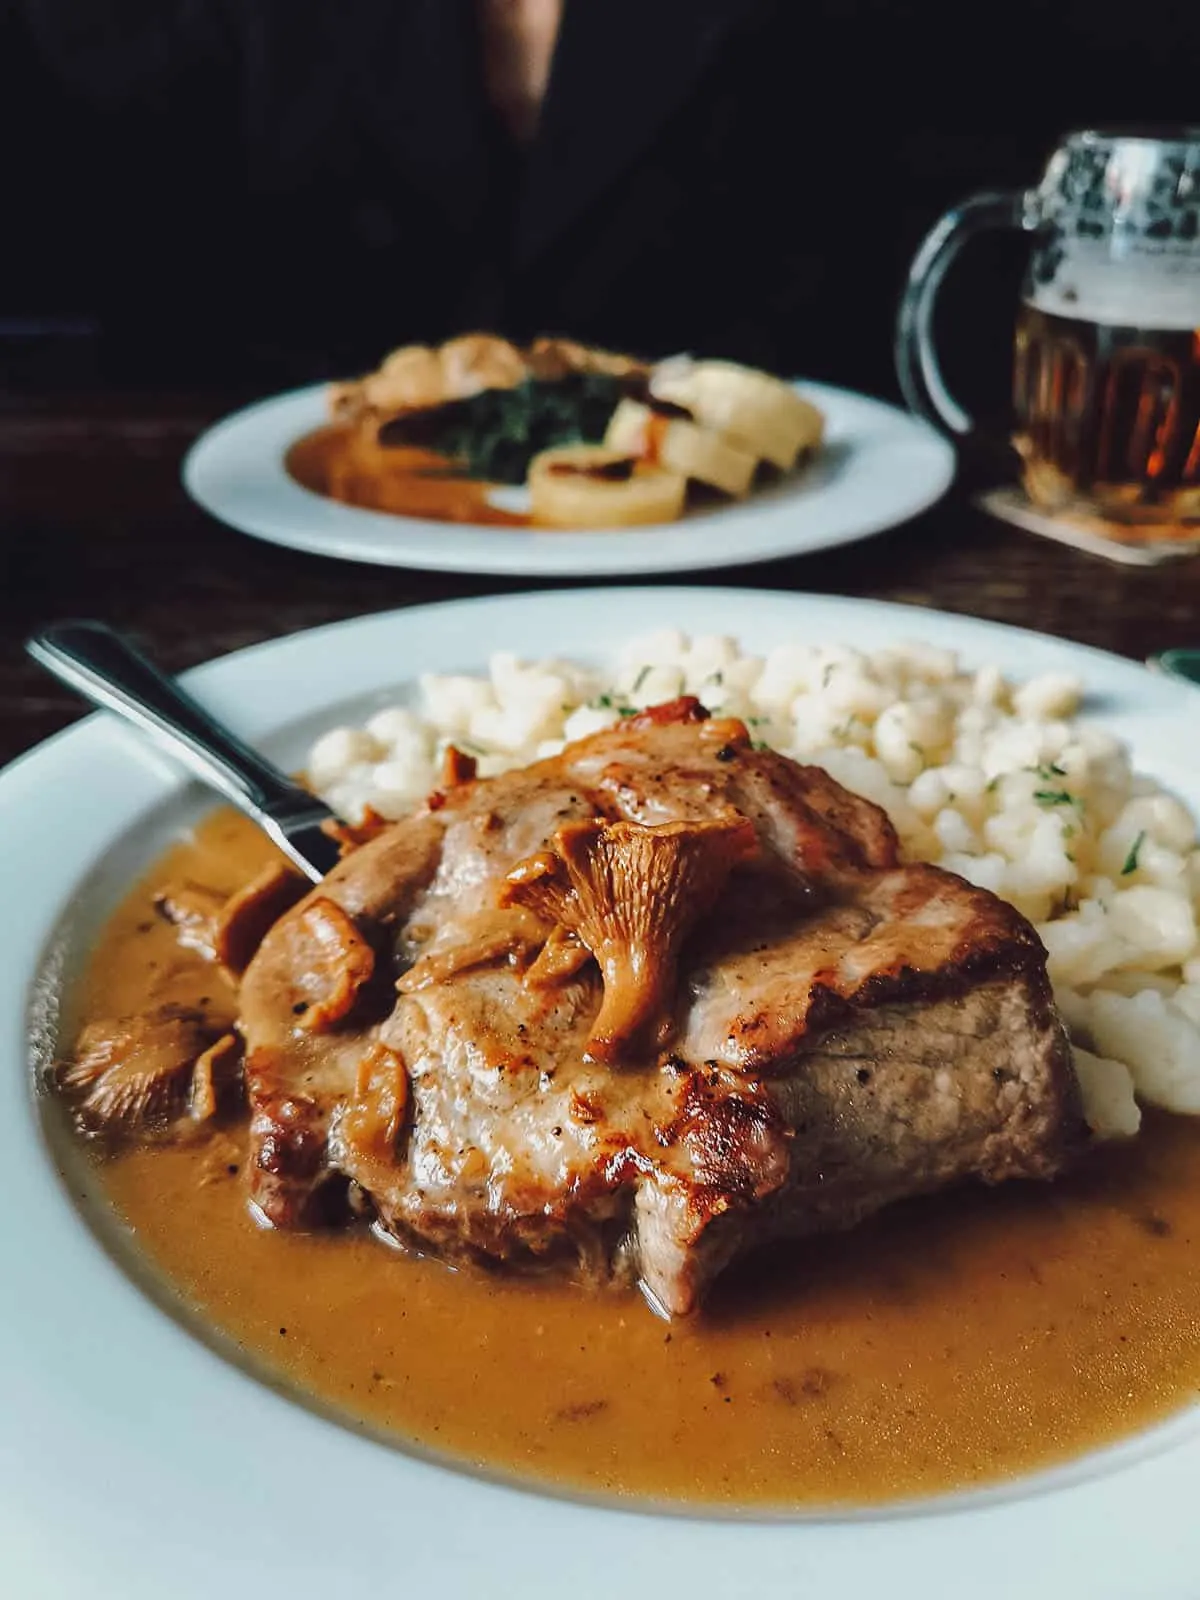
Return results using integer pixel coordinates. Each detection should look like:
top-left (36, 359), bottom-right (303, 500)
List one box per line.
top-left (605, 398), bottom-right (757, 498)
top-left (528, 445), bottom-right (687, 528)
top-left (648, 358), bottom-right (824, 471)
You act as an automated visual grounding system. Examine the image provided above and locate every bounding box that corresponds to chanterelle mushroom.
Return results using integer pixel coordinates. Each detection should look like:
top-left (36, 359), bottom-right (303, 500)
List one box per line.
top-left (287, 898), bottom-right (376, 1031)
top-left (502, 815), bottom-right (757, 1065)
top-left (153, 864), bottom-right (309, 980)
top-left (59, 1004), bottom-right (240, 1134)
top-left (214, 862), bottom-right (308, 978)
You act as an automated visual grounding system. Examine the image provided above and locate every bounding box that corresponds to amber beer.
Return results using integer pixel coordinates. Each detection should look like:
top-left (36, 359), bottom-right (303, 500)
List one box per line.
top-left (1013, 297), bottom-right (1200, 532)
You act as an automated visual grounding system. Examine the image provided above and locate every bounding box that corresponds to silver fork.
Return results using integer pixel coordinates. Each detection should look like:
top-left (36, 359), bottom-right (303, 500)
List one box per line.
top-left (25, 620), bottom-right (342, 881)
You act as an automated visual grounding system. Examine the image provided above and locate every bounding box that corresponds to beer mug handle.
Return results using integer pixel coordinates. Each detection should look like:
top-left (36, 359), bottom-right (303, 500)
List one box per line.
top-left (896, 190), bottom-right (1036, 435)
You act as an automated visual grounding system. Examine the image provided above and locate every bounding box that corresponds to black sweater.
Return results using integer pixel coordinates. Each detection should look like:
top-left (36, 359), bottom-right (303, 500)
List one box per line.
top-left (8, 0), bottom-right (1198, 394)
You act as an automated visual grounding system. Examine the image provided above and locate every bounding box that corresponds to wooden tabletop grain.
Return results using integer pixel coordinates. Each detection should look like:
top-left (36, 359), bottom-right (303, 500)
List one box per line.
top-left (2, 364), bottom-right (1196, 772)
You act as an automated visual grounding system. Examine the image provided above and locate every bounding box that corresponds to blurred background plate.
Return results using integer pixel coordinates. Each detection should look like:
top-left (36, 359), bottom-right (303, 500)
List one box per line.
top-left (182, 381), bottom-right (954, 576)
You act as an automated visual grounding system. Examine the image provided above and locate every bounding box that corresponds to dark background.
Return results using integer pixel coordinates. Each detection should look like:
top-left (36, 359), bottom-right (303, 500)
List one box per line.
top-left (2, 2), bottom-right (99, 329)
top-left (9, 0), bottom-right (1197, 410)
top-left (1, 0), bottom-right (1198, 771)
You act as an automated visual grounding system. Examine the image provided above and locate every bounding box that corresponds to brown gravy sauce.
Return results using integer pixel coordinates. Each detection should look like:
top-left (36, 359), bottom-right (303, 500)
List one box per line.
top-left (286, 424), bottom-right (529, 526)
top-left (60, 810), bottom-right (1200, 1508)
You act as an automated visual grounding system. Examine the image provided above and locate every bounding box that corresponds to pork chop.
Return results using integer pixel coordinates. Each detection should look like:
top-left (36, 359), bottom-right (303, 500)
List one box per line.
top-left (237, 699), bottom-right (1085, 1315)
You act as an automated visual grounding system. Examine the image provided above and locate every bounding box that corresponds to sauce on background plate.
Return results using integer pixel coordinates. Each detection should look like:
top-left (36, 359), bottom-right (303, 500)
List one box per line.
top-left (287, 425), bottom-right (528, 526)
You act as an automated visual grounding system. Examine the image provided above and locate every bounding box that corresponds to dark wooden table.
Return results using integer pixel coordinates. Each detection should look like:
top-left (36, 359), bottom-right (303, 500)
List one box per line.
top-left (2, 374), bottom-right (1195, 771)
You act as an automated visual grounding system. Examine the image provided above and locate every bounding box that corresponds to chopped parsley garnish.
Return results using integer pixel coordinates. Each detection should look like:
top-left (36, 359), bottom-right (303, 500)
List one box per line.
top-left (589, 691), bottom-right (636, 717)
top-left (630, 665), bottom-right (652, 694)
top-left (1033, 789), bottom-right (1078, 807)
top-left (1122, 830), bottom-right (1147, 875)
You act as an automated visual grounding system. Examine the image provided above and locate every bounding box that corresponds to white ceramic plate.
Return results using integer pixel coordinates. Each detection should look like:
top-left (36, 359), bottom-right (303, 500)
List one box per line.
top-left (182, 383), bottom-right (954, 576)
top-left (6, 589), bottom-right (1200, 1600)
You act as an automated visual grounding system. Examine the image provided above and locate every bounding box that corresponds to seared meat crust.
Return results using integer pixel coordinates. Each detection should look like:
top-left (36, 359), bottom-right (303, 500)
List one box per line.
top-left (237, 701), bottom-right (1085, 1313)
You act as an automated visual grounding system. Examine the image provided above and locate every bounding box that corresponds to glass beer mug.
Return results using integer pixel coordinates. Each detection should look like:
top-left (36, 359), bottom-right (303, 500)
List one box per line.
top-left (896, 128), bottom-right (1200, 545)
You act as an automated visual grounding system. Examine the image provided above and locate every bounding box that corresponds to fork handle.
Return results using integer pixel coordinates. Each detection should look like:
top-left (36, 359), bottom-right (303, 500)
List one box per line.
top-left (25, 619), bottom-right (329, 833)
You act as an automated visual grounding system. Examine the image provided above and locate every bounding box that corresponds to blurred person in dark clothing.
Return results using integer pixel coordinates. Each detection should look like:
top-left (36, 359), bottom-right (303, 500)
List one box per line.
top-left (8, 0), bottom-right (1199, 395)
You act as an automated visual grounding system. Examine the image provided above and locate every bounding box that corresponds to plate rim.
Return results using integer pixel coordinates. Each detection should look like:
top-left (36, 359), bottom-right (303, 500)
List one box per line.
top-left (5, 585), bottom-right (1200, 1600)
top-left (182, 381), bottom-right (956, 577)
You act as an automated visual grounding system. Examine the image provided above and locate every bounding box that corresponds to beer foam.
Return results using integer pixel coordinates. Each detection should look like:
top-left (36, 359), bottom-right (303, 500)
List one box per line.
top-left (1028, 267), bottom-right (1200, 331)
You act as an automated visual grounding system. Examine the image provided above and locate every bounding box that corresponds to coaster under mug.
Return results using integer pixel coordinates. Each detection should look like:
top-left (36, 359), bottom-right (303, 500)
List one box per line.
top-left (978, 486), bottom-right (1200, 567)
